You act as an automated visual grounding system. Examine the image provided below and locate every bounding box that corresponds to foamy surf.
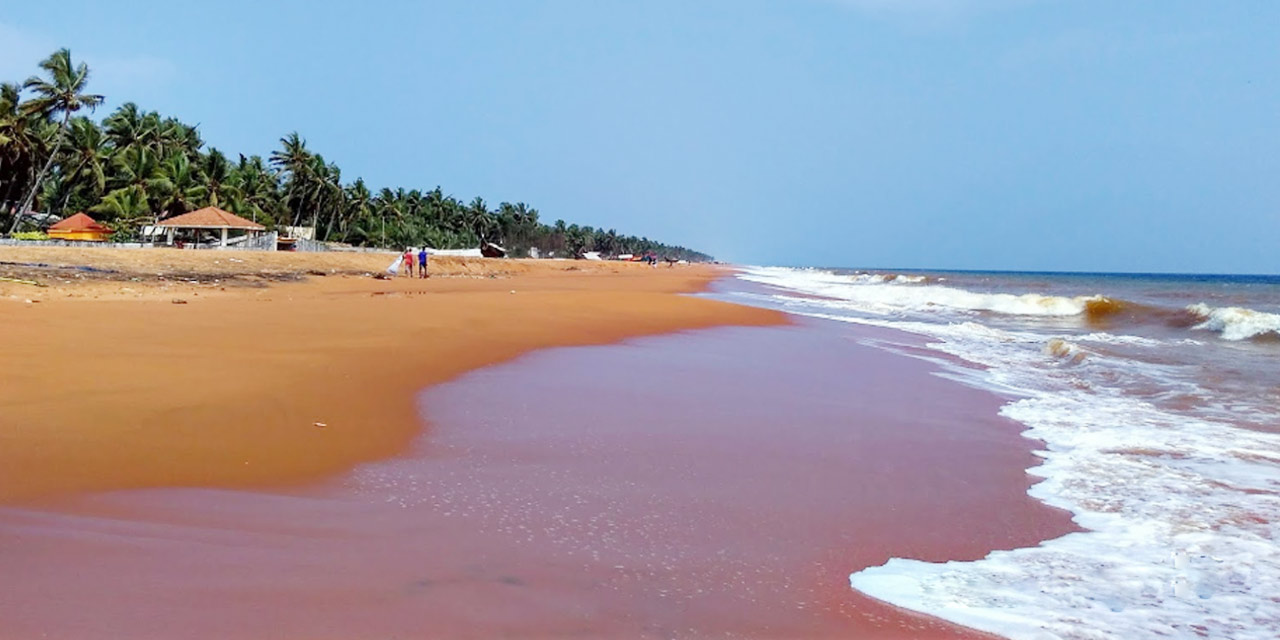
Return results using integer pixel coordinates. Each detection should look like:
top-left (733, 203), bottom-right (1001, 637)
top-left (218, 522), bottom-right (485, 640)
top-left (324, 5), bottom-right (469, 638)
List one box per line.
top-left (1188, 303), bottom-right (1280, 341)
top-left (740, 267), bottom-right (1098, 317)
top-left (726, 266), bottom-right (1280, 640)
top-left (851, 389), bottom-right (1280, 640)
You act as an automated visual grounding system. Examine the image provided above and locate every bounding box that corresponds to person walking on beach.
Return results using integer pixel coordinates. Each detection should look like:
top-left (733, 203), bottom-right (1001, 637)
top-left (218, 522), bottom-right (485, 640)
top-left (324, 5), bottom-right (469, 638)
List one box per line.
top-left (418, 247), bottom-right (429, 278)
top-left (402, 248), bottom-right (415, 278)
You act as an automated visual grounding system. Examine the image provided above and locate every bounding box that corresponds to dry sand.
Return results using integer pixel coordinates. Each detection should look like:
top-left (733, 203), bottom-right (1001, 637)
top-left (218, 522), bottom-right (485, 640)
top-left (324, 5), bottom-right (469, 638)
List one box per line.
top-left (0, 246), bottom-right (782, 503)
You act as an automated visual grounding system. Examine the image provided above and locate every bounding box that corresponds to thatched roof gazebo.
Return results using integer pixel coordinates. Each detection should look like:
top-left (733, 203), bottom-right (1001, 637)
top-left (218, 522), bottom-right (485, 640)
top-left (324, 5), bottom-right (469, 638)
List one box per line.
top-left (155, 207), bottom-right (266, 247)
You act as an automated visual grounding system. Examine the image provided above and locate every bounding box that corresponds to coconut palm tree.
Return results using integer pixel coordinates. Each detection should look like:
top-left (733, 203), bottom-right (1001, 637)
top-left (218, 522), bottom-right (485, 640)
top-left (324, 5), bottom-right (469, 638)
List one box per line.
top-left (465, 196), bottom-right (495, 244)
top-left (103, 102), bottom-right (154, 152)
top-left (155, 152), bottom-right (202, 217)
top-left (59, 117), bottom-right (110, 212)
top-left (339, 177), bottom-right (372, 243)
top-left (270, 132), bottom-right (313, 226)
top-left (10, 48), bottom-right (104, 233)
top-left (0, 82), bottom-right (19, 164)
top-left (90, 185), bottom-right (151, 237)
top-left (227, 154), bottom-right (279, 224)
top-left (106, 146), bottom-right (167, 218)
top-left (2, 53), bottom-right (713, 259)
top-left (0, 82), bottom-right (45, 211)
top-left (374, 187), bottom-right (401, 247)
top-left (156, 117), bottom-right (201, 159)
top-left (197, 148), bottom-right (238, 208)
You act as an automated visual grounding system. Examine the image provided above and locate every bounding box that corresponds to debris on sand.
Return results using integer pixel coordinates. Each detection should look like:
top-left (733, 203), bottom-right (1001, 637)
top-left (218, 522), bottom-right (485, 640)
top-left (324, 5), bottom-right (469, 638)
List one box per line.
top-left (0, 276), bottom-right (44, 287)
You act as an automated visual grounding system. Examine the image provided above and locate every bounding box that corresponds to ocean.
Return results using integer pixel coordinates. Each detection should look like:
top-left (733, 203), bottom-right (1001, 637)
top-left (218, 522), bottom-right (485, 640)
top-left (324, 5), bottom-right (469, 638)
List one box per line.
top-left (719, 267), bottom-right (1280, 639)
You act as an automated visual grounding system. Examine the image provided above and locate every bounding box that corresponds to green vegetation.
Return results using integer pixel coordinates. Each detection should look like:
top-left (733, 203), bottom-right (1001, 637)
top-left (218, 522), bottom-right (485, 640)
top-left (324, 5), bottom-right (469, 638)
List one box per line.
top-left (0, 49), bottom-right (711, 261)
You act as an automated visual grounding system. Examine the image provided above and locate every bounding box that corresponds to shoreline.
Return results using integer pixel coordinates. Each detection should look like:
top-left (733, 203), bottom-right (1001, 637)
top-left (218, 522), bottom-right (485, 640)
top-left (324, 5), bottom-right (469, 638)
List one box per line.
top-left (1, 248), bottom-right (1078, 638)
top-left (1, 318), bottom-right (1074, 639)
top-left (0, 247), bottom-right (784, 504)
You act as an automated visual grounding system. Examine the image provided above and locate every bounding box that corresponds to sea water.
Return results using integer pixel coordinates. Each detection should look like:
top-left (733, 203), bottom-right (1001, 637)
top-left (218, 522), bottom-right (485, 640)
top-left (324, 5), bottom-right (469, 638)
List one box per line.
top-left (720, 267), bottom-right (1280, 640)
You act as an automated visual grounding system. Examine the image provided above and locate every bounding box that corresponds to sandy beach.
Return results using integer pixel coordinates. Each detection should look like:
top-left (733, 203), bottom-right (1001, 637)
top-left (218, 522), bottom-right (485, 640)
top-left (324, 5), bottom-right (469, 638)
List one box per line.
top-left (0, 247), bottom-right (1077, 638)
top-left (4, 6), bottom-right (1273, 636)
top-left (0, 247), bottom-right (780, 503)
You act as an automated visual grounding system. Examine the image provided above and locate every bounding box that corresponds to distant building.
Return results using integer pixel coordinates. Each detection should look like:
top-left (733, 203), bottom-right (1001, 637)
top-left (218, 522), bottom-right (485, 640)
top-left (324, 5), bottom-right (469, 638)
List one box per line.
top-left (280, 225), bottom-right (316, 240)
top-left (47, 213), bottom-right (111, 241)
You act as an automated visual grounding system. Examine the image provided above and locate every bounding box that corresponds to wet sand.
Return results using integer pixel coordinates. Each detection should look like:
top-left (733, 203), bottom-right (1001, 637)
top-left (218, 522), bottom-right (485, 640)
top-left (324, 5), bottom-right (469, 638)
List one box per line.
top-left (1, 314), bottom-right (1077, 638)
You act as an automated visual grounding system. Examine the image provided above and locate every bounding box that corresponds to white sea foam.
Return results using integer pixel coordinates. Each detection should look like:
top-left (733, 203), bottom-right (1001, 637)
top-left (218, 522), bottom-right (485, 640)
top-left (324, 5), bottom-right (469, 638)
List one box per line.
top-left (740, 266), bottom-right (1098, 317)
top-left (849, 272), bottom-right (928, 285)
top-left (1043, 338), bottom-right (1087, 364)
top-left (1188, 303), bottom-right (1280, 341)
top-left (1076, 332), bottom-right (1165, 347)
top-left (852, 391), bottom-right (1280, 640)
top-left (733, 267), bottom-right (1280, 640)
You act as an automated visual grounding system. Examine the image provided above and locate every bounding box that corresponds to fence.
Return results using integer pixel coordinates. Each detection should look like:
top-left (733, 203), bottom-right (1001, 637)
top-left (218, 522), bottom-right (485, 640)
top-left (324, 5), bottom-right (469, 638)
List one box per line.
top-left (291, 236), bottom-right (329, 252)
top-left (237, 232), bottom-right (278, 251)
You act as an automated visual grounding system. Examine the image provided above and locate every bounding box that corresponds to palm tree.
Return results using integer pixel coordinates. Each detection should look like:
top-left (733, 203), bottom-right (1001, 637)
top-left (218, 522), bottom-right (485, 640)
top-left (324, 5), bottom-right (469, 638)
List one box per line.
top-left (374, 187), bottom-right (400, 247)
top-left (1, 51), bottom-right (711, 257)
top-left (10, 48), bottom-right (104, 233)
top-left (197, 148), bottom-right (238, 208)
top-left (0, 82), bottom-right (44, 211)
top-left (0, 82), bottom-right (20, 169)
top-left (465, 196), bottom-right (495, 244)
top-left (107, 146), bottom-right (166, 218)
top-left (227, 154), bottom-right (279, 224)
top-left (339, 178), bottom-right (372, 243)
top-left (103, 102), bottom-right (154, 152)
top-left (270, 132), bottom-right (312, 226)
top-left (155, 153), bottom-right (202, 217)
top-left (90, 185), bottom-right (151, 239)
top-left (91, 185), bottom-right (149, 219)
top-left (39, 171), bottom-right (69, 216)
top-left (323, 164), bottom-right (346, 240)
top-left (59, 117), bottom-right (110, 211)
top-left (157, 117), bottom-right (201, 158)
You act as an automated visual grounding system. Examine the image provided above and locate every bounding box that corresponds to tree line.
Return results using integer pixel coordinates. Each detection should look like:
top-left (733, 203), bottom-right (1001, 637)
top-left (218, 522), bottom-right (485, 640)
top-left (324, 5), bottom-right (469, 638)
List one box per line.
top-left (0, 49), bottom-right (712, 261)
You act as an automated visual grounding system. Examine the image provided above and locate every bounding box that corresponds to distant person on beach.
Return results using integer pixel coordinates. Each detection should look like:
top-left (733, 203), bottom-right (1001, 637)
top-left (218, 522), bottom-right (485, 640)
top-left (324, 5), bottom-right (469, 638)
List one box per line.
top-left (418, 248), bottom-right (429, 278)
top-left (402, 249), bottom-right (414, 278)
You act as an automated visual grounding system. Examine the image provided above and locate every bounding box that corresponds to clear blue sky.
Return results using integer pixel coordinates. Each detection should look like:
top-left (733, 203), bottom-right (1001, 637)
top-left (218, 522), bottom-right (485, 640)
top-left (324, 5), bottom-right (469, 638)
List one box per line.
top-left (2, 1), bottom-right (1276, 272)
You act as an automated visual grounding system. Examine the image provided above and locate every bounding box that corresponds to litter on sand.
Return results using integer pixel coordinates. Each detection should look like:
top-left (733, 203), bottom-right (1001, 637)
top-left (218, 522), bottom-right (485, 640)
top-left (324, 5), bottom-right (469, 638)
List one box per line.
top-left (0, 276), bottom-right (45, 287)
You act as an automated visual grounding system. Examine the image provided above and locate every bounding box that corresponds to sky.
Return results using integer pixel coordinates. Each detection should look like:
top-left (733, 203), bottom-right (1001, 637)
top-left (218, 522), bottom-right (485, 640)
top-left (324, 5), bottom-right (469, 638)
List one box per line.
top-left (2, 0), bottom-right (1277, 272)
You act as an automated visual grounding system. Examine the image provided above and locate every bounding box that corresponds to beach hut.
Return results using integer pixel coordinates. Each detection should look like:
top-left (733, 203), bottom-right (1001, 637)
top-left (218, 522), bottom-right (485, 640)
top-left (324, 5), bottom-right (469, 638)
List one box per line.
top-left (47, 212), bottom-right (112, 241)
top-left (155, 207), bottom-right (266, 247)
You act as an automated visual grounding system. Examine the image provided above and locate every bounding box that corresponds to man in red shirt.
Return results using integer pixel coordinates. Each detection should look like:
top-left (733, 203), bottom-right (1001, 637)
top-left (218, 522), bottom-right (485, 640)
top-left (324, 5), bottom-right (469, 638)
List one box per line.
top-left (402, 249), bottom-right (415, 278)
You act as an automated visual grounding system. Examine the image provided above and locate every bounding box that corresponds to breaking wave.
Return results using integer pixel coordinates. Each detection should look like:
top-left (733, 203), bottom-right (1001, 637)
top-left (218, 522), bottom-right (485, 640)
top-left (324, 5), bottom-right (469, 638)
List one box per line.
top-left (850, 272), bottom-right (929, 285)
top-left (1043, 338), bottom-right (1087, 364)
top-left (741, 267), bottom-right (1280, 344)
top-left (729, 266), bottom-right (1280, 640)
top-left (740, 267), bottom-right (1098, 317)
top-left (1188, 304), bottom-right (1280, 342)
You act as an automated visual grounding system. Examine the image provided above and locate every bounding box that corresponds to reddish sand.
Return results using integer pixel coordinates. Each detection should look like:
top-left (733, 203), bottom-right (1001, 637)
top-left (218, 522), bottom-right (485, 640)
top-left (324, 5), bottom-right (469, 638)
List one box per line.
top-left (0, 309), bottom-right (1077, 638)
top-left (0, 252), bottom-right (779, 503)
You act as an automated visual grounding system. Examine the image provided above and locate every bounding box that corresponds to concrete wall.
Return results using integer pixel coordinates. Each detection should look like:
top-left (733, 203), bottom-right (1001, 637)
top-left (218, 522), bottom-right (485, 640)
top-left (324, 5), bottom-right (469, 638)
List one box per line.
top-left (0, 239), bottom-right (155, 249)
top-left (3, 235), bottom-right (328, 253)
